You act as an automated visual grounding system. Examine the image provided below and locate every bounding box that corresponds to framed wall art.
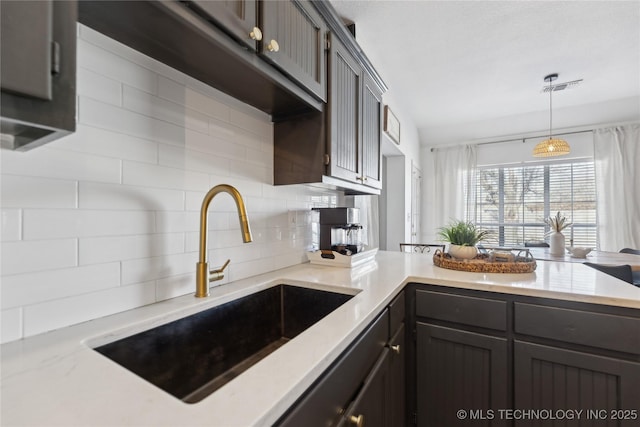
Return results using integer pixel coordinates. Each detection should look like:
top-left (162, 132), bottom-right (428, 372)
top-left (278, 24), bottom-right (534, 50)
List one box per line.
top-left (384, 105), bottom-right (400, 145)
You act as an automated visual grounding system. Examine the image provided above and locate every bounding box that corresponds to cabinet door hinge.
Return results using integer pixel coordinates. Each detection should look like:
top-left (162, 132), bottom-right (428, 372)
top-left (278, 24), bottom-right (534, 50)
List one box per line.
top-left (325, 33), bottom-right (331, 51)
top-left (411, 412), bottom-right (418, 425)
top-left (51, 41), bottom-right (60, 75)
top-left (324, 153), bottom-right (330, 165)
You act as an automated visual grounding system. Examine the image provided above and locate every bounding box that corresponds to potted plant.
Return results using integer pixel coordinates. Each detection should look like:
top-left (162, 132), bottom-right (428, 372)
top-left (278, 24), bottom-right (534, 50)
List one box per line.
top-left (545, 211), bottom-right (571, 256)
top-left (437, 220), bottom-right (491, 259)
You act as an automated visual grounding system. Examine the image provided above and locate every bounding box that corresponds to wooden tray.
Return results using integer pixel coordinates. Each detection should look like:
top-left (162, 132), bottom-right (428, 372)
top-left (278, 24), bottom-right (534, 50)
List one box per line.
top-left (433, 249), bottom-right (537, 273)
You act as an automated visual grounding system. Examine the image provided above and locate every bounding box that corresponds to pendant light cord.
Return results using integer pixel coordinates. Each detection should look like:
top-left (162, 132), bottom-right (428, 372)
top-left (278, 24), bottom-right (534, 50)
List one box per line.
top-left (548, 78), bottom-right (553, 139)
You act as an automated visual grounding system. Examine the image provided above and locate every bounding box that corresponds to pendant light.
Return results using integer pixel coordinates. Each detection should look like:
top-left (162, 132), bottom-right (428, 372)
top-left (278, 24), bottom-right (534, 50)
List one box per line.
top-left (533, 73), bottom-right (570, 157)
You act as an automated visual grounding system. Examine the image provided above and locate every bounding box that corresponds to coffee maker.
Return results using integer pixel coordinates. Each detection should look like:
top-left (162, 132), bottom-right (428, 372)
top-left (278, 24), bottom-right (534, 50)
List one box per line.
top-left (313, 207), bottom-right (363, 255)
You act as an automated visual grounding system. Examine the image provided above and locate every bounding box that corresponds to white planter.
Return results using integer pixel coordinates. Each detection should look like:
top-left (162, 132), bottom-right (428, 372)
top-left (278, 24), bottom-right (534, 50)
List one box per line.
top-left (449, 244), bottom-right (478, 260)
top-left (549, 231), bottom-right (566, 256)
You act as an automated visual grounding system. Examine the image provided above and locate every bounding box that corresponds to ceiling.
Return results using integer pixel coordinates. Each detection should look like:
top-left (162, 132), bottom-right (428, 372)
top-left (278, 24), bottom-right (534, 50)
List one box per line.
top-left (329, 0), bottom-right (640, 147)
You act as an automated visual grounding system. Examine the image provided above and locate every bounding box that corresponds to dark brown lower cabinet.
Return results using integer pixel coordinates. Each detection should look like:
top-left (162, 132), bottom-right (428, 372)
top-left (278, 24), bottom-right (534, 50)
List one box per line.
top-left (416, 323), bottom-right (509, 427)
top-left (514, 341), bottom-right (640, 427)
top-left (389, 324), bottom-right (407, 427)
top-left (408, 283), bottom-right (640, 427)
top-left (277, 291), bottom-right (406, 427)
top-left (339, 347), bottom-right (391, 427)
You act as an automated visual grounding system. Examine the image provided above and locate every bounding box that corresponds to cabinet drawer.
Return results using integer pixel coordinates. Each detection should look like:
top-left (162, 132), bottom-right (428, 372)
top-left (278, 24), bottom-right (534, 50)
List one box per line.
top-left (416, 290), bottom-right (507, 331)
top-left (514, 303), bottom-right (640, 355)
top-left (277, 309), bottom-right (389, 426)
top-left (389, 290), bottom-right (405, 336)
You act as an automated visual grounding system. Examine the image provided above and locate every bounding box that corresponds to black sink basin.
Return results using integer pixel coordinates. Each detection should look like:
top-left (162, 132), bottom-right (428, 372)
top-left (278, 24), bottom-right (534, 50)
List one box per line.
top-left (93, 285), bottom-right (354, 403)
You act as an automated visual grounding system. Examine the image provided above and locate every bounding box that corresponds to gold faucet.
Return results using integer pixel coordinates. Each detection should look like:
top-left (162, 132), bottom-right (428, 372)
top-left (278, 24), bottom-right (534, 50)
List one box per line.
top-left (196, 184), bottom-right (252, 298)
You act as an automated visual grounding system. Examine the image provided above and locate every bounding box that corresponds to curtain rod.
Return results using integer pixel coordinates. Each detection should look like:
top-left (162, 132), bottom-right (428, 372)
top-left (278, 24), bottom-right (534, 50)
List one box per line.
top-left (430, 129), bottom-right (594, 152)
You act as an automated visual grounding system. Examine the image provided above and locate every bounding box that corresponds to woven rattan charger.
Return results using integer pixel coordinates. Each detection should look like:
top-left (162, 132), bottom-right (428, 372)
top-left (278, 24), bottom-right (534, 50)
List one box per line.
top-left (432, 248), bottom-right (537, 273)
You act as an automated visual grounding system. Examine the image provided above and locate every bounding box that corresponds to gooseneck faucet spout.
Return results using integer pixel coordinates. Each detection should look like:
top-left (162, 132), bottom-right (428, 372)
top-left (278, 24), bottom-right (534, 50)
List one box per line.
top-left (196, 184), bottom-right (252, 298)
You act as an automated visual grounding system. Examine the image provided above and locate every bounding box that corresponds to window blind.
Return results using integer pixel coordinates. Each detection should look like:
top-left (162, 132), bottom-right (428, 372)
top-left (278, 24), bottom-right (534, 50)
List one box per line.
top-left (475, 161), bottom-right (597, 247)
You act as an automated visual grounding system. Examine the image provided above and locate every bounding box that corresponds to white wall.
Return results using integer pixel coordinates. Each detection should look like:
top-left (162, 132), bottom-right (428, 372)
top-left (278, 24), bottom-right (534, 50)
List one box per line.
top-left (379, 91), bottom-right (422, 250)
top-left (0, 25), bottom-right (345, 343)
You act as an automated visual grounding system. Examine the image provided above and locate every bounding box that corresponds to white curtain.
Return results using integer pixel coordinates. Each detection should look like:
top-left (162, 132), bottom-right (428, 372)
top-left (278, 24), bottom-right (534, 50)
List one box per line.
top-left (353, 195), bottom-right (379, 249)
top-left (593, 124), bottom-right (640, 251)
top-left (432, 145), bottom-right (477, 233)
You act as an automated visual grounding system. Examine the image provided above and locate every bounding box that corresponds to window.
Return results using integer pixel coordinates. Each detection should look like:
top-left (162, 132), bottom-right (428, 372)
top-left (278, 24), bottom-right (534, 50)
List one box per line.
top-left (475, 161), bottom-right (597, 247)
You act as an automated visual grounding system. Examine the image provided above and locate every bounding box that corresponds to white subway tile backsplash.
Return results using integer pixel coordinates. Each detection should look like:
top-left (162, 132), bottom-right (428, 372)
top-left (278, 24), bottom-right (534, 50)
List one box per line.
top-left (122, 161), bottom-right (210, 192)
top-left (155, 211), bottom-right (202, 234)
top-left (121, 252), bottom-right (195, 285)
top-left (158, 76), bottom-right (230, 122)
top-left (227, 257), bottom-right (275, 283)
top-left (77, 67), bottom-right (122, 106)
top-left (0, 146), bottom-right (121, 183)
top-left (155, 272), bottom-right (200, 301)
top-left (123, 86), bottom-right (210, 134)
top-left (228, 159), bottom-right (271, 183)
top-left (77, 39), bottom-right (158, 95)
top-left (79, 182), bottom-right (184, 211)
top-left (23, 210), bottom-right (155, 240)
top-left (0, 24), bottom-right (344, 343)
top-left (1, 175), bottom-right (77, 209)
top-left (53, 124), bottom-right (159, 164)
top-left (79, 97), bottom-right (186, 146)
top-left (23, 281), bottom-right (157, 338)
top-left (79, 24), bottom-right (187, 86)
top-left (79, 233), bottom-right (185, 265)
top-left (1, 240), bottom-right (77, 276)
top-left (229, 109), bottom-right (272, 136)
top-left (159, 143), bottom-right (230, 176)
top-left (1, 308), bottom-right (22, 344)
top-left (1, 263), bottom-right (120, 309)
top-left (1, 209), bottom-right (21, 241)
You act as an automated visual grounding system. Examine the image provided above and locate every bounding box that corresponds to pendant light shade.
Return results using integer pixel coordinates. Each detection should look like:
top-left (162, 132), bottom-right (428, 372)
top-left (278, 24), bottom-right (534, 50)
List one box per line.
top-left (533, 137), bottom-right (571, 157)
top-left (533, 73), bottom-right (570, 157)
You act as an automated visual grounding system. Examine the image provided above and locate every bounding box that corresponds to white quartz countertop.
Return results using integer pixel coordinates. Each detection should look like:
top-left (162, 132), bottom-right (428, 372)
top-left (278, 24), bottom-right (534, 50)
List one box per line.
top-left (2, 251), bottom-right (640, 426)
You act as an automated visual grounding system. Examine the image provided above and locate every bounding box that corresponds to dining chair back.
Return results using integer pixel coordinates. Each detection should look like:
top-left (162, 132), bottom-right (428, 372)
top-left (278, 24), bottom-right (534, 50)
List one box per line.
top-left (583, 262), bottom-right (634, 284)
top-left (400, 243), bottom-right (445, 254)
top-left (620, 248), bottom-right (640, 255)
top-left (524, 241), bottom-right (549, 247)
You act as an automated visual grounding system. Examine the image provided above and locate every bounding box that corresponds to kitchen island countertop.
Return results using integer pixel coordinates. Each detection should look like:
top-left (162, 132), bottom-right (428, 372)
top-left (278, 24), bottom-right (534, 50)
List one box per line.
top-left (2, 251), bottom-right (639, 426)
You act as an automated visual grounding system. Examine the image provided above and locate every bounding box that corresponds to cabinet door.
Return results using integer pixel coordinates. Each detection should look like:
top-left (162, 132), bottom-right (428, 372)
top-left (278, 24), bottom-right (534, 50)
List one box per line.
top-left (417, 323), bottom-right (509, 427)
top-left (261, 0), bottom-right (327, 101)
top-left (190, 0), bottom-right (258, 50)
top-left (340, 348), bottom-right (391, 427)
top-left (0, 0), bottom-right (76, 151)
top-left (389, 324), bottom-right (406, 427)
top-left (515, 341), bottom-right (640, 427)
top-left (361, 71), bottom-right (383, 189)
top-left (328, 34), bottom-right (362, 185)
top-left (1, 1), bottom-right (53, 100)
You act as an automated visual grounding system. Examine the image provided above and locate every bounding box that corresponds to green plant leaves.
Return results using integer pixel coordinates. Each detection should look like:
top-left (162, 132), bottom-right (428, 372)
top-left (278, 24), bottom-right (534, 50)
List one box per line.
top-left (437, 220), bottom-right (492, 246)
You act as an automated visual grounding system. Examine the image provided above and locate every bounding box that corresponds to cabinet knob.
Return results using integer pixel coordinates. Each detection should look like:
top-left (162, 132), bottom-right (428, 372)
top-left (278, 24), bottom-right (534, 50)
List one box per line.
top-left (349, 414), bottom-right (364, 427)
top-left (267, 39), bottom-right (280, 52)
top-left (390, 344), bottom-right (401, 354)
top-left (249, 27), bottom-right (263, 41)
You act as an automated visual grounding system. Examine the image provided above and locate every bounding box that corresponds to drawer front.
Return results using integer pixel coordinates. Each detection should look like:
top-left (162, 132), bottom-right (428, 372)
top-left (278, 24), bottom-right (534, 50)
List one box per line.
top-left (277, 309), bottom-right (389, 426)
top-left (389, 290), bottom-right (405, 336)
top-left (416, 290), bottom-right (507, 331)
top-left (514, 303), bottom-right (640, 355)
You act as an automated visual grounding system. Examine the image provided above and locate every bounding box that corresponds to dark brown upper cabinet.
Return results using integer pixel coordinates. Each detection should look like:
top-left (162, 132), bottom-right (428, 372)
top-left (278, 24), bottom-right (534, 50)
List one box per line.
top-left (274, 33), bottom-right (384, 195)
top-left (78, 0), bottom-right (323, 119)
top-left (260, 1), bottom-right (327, 102)
top-left (327, 34), bottom-right (382, 190)
top-left (1, 0), bottom-right (77, 151)
top-left (190, 0), bottom-right (259, 51)
top-left (183, 0), bottom-right (327, 102)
